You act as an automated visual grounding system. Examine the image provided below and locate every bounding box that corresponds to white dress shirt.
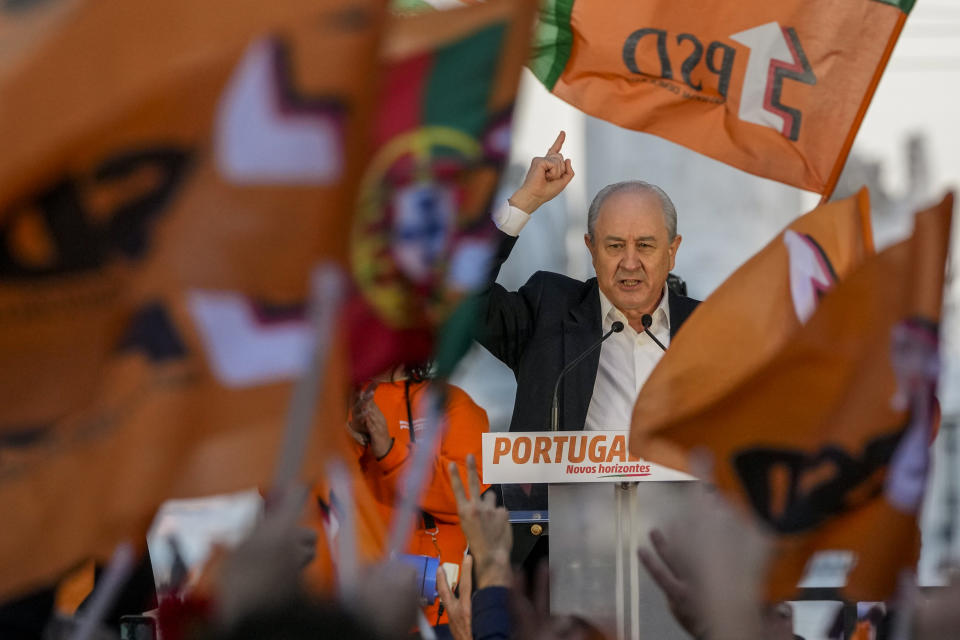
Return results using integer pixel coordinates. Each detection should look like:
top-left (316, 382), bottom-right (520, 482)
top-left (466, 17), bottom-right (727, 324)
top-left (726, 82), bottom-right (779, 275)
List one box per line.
top-left (584, 287), bottom-right (670, 430)
top-left (493, 201), bottom-right (671, 431)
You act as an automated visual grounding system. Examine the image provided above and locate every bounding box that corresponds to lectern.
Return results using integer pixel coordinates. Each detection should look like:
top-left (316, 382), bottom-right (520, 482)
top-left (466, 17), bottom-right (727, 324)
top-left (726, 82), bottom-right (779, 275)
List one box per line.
top-left (483, 430), bottom-right (698, 640)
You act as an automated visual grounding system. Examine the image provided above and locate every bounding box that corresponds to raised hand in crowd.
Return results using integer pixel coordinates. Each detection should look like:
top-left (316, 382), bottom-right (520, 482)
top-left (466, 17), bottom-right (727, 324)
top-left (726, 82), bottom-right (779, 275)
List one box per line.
top-left (637, 462), bottom-right (773, 640)
top-left (202, 485), bottom-right (418, 640)
top-left (761, 601), bottom-right (799, 640)
top-left (638, 527), bottom-right (709, 639)
top-left (508, 560), bottom-right (549, 640)
top-left (508, 130), bottom-right (575, 214)
top-left (214, 485), bottom-right (315, 628)
top-left (351, 560), bottom-right (421, 639)
top-left (438, 454), bottom-right (512, 640)
top-left (437, 554), bottom-right (474, 640)
top-left (639, 527), bottom-right (789, 640)
top-left (443, 456), bottom-right (608, 640)
top-left (447, 455), bottom-right (513, 590)
top-left (509, 561), bottom-right (608, 640)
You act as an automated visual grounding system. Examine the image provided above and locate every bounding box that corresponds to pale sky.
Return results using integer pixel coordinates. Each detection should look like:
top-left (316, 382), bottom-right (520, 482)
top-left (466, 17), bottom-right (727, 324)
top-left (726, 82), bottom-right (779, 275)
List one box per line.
top-left (853, 1), bottom-right (960, 197)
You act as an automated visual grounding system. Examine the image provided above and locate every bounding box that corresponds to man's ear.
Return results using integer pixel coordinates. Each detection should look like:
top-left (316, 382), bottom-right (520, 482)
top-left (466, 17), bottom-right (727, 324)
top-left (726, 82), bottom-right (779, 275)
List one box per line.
top-left (668, 234), bottom-right (682, 271)
top-left (584, 233), bottom-right (595, 257)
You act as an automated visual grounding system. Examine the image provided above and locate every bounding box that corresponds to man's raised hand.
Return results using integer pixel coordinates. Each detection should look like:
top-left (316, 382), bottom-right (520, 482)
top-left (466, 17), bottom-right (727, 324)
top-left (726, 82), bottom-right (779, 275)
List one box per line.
top-left (509, 131), bottom-right (575, 214)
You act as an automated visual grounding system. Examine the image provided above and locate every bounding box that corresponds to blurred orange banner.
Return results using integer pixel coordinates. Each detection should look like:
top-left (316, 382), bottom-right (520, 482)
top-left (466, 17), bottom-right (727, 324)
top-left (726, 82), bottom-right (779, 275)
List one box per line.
top-left (0, 0), bottom-right (385, 600)
top-left (631, 193), bottom-right (953, 601)
top-left (531, 0), bottom-right (913, 195)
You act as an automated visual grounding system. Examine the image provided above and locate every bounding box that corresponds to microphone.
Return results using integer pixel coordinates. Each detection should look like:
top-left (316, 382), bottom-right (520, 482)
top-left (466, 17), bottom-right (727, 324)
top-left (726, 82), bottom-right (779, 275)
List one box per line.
top-left (550, 321), bottom-right (624, 431)
top-left (641, 314), bottom-right (667, 352)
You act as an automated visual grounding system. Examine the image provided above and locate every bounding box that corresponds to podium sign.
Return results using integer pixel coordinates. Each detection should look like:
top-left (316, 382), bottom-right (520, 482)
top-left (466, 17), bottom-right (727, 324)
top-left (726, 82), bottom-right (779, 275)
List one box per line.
top-left (485, 430), bottom-right (697, 640)
top-left (481, 431), bottom-right (693, 484)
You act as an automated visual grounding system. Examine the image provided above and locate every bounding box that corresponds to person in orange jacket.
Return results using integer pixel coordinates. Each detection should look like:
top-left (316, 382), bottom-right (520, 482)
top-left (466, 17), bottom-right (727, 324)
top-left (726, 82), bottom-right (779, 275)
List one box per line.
top-left (346, 363), bottom-right (490, 629)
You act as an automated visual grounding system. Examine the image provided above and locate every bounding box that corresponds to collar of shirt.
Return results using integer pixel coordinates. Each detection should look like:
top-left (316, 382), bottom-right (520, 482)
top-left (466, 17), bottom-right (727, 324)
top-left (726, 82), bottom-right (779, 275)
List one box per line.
top-left (597, 284), bottom-right (671, 338)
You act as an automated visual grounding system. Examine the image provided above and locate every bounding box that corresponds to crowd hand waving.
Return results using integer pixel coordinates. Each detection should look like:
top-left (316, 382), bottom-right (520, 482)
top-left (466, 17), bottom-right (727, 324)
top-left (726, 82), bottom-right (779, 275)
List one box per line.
top-left (510, 561), bottom-right (611, 640)
top-left (352, 560), bottom-right (421, 638)
top-left (508, 131), bottom-right (575, 214)
top-left (437, 555), bottom-right (474, 640)
top-left (447, 454), bottom-right (513, 589)
top-left (637, 455), bottom-right (771, 640)
top-left (438, 455), bottom-right (511, 640)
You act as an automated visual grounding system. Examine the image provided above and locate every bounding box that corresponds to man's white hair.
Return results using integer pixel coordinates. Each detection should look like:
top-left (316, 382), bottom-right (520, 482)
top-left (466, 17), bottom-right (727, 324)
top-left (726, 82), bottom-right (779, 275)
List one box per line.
top-left (586, 180), bottom-right (678, 242)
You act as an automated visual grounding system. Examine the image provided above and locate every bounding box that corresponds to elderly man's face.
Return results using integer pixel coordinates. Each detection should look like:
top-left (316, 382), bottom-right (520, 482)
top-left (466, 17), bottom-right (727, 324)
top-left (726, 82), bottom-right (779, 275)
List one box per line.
top-left (584, 190), bottom-right (681, 317)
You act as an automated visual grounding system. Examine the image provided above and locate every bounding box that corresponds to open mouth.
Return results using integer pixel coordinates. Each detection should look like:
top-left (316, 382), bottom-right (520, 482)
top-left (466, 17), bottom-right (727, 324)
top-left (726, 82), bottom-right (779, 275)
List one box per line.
top-left (618, 279), bottom-right (643, 289)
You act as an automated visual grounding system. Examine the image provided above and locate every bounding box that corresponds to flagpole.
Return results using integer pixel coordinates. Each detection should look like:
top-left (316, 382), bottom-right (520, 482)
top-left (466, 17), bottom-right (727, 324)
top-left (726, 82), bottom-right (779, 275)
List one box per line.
top-left (68, 542), bottom-right (135, 640)
top-left (386, 383), bottom-right (448, 555)
top-left (271, 263), bottom-right (345, 493)
top-left (326, 460), bottom-right (359, 602)
top-left (384, 385), bottom-right (447, 640)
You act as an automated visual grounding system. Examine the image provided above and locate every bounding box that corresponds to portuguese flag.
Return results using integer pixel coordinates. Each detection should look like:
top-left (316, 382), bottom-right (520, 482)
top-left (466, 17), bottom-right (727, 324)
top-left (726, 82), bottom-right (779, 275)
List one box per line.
top-left (347, 0), bottom-right (537, 383)
top-left (531, 0), bottom-right (915, 196)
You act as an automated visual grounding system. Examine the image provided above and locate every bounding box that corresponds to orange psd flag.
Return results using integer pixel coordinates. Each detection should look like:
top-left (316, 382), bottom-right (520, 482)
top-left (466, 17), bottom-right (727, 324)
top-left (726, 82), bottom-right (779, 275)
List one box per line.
top-left (631, 189), bottom-right (873, 453)
top-left (631, 194), bottom-right (953, 601)
top-left (0, 0), bottom-right (384, 599)
top-left (531, 0), bottom-right (913, 195)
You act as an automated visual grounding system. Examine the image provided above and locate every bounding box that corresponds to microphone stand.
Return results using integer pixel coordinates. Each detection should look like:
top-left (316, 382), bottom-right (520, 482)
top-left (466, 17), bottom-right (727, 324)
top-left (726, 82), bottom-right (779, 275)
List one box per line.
top-left (550, 321), bottom-right (624, 431)
top-left (641, 313), bottom-right (666, 352)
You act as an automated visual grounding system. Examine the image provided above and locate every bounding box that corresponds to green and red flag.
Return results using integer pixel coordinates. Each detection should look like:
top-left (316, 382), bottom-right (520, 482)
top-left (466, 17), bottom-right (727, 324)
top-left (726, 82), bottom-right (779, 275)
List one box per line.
top-left (347, 0), bottom-right (537, 382)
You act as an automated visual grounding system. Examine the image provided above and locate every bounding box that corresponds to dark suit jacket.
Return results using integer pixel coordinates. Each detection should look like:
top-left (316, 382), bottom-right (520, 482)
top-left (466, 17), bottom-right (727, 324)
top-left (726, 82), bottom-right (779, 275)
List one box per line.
top-left (479, 232), bottom-right (699, 432)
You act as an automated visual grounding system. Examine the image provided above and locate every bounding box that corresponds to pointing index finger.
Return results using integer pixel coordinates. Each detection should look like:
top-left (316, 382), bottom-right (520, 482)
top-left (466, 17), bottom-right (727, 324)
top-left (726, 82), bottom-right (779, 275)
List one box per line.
top-left (547, 130), bottom-right (566, 155)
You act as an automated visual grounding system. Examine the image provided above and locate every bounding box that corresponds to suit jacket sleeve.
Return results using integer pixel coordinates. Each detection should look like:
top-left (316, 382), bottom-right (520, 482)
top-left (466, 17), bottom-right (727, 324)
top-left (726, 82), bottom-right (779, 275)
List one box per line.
top-left (476, 230), bottom-right (544, 373)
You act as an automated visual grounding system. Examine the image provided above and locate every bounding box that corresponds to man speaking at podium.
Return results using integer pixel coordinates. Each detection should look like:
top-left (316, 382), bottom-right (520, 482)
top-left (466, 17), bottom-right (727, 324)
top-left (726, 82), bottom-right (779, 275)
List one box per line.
top-left (478, 131), bottom-right (701, 570)
top-left (480, 131), bottom-right (697, 568)
top-left (480, 131), bottom-right (700, 435)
